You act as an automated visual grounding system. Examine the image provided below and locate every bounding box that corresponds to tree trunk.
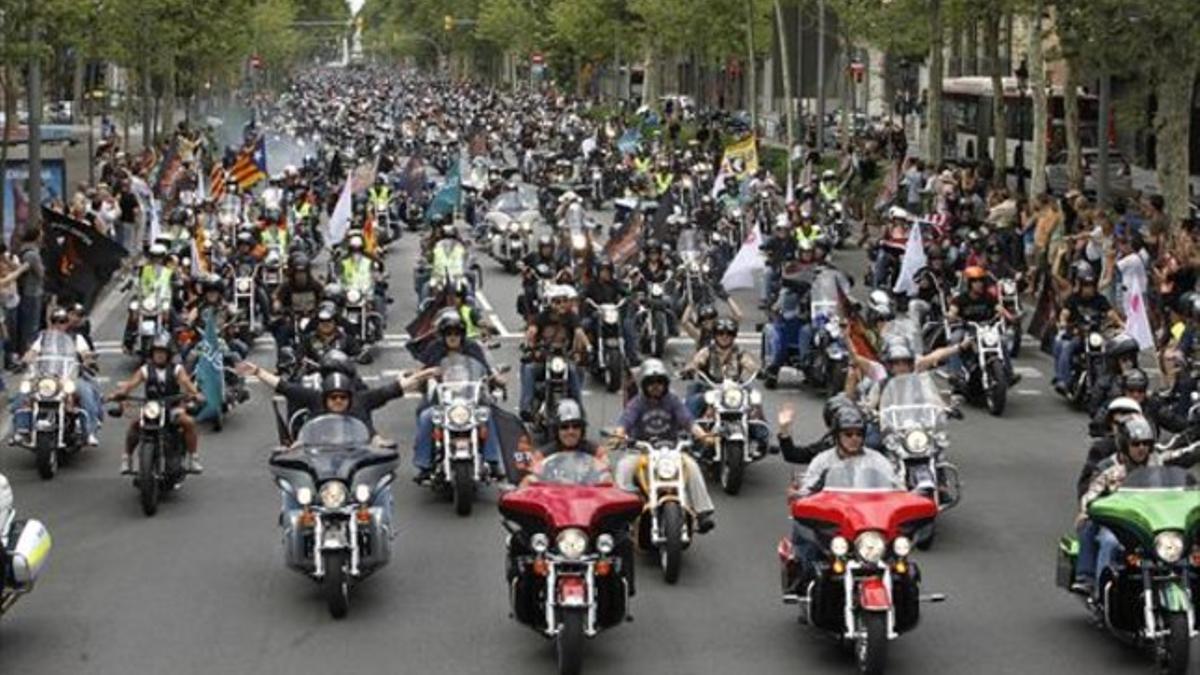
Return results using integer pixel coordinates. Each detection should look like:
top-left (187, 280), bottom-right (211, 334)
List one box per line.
top-left (642, 45), bottom-right (660, 106)
top-left (816, 0), bottom-right (826, 154)
top-left (985, 8), bottom-right (1006, 187)
top-left (1063, 58), bottom-right (1082, 192)
top-left (949, 21), bottom-right (962, 77)
top-left (72, 53), bottom-right (84, 125)
top-left (964, 21), bottom-right (978, 75)
top-left (1028, 1), bottom-right (1048, 197)
top-left (1155, 61), bottom-right (1198, 226)
top-left (161, 55), bottom-right (176, 135)
top-left (926, 0), bottom-right (944, 166)
top-left (774, 0), bottom-right (795, 194)
top-left (1096, 74), bottom-right (1111, 205)
top-left (745, 0), bottom-right (758, 134)
top-left (27, 20), bottom-right (43, 232)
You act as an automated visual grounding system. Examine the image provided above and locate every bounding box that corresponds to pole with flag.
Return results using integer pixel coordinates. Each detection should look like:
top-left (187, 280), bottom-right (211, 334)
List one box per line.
top-left (891, 220), bottom-right (926, 297)
top-left (326, 176), bottom-right (354, 246)
top-left (721, 223), bottom-right (766, 292)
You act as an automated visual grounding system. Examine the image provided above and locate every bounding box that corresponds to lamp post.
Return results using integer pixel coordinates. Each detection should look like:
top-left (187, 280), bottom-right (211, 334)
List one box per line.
top-left (1015, 57), bottom-right (1029, 195)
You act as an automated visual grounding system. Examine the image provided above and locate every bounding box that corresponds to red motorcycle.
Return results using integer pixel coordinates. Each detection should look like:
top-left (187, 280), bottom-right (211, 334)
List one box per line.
top-left (500, 452), bottom-right (642, 675)
top-left (777, 464), bottom-right (943, 675)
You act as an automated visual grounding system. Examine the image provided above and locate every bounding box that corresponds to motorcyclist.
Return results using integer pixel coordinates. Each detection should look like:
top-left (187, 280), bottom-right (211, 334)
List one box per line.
top-left (759, 217), bottom-right (798, 309)
top-left (137, 243), bottom-right (175, 310)
top-left (518, 398), bottom-right (609, 478)
top-left (630, 238), bottom-right (679, 334)
top-left (520, 285), bottom-right (588, 421)
top-left (1052, 264), bottom-right (1124, 394)
top-left (271, 251), bottom-right (324, 347)
top-left (340, 233), bottom-right (386, 310)
top-left (681, 302), bottom-right (719, 348)
top-left (945, 265), bottom-right (1019, 386)
top-left (1077, 396), bottom-right (1144, 497)
top-left (106, 333), bottom-right (203, 475)
top-left (517, 234), bottom-right (560, 318)
top-left (581, 258), bottom-right (640, 367)
top-left (1089, 333), bottom-right (1141, 415)
top-left (818, 169), bottom-right (842, 208)
top-left (10, 308), bottom-right (103, 447)
top-left (682, 317), bottom-right (757, 414)
top-left (301, 301), bottom-right (360, 363)
top-left (611, 359), bottom-right (716, 533)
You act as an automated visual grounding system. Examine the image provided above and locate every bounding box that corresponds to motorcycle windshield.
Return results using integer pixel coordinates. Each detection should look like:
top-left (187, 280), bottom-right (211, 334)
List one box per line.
top-left (534, 451), bottom-right (613, 486)
top-left (822, 464), bottom-right (904, 492)
top-left (1121, 466), bottom-right (1200, 491)
top-left (492, 188), bottom-right (536, 214)
top-left (295, 414), bottom-right (371, 447)
top-left (882, 317), bottom-right (924, 357)
top-left (810, 270), bottom-right (842, 324)
top-left (34, 332), bottom-right (79, 378)
top-left (879, 373), bottom-right (946, 433)
top-left (437, 354), bottom-right (488, 402)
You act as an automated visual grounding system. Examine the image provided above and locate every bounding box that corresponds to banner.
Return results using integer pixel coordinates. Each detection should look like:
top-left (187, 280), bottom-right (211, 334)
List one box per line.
top-left (40, 207), bottom-right (129, 308)
top-left (891, 222), bottom-right (926, 297)
top-left (720, 223), bottom-right (765, 292)
top-left (603, 209), bottom-right (644, 266)
top-left (397, 155), bottom-right (427, 198)
top-left (191, 310), bottom-right (224, 423)
top-left (152, 138), bottom-right (183, 198)
top-left (719, 135), bottom-right (759, 176)
top-left (426, 158), bottom-right (462, 224)
top-left (3, 159), bottom-right (66, 242)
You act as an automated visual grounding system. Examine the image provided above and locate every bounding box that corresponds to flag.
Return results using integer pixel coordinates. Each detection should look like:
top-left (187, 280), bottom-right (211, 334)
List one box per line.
top-left (191, 310), bottom-right (225, 424)
top-left (230, 136), bottom-right (268, 191)
top-left (874, 160), bottom-right (902, 212)
top-left (720, 223), bottom-right (765, 292)
top-left (152, 138), bottom-right (183, 198)
top-left (362, 211), bottom-right (377, 255)
top-left (603, 210), bottom-right (644, 265)
top-left (490, 406), bottom-right (532, 484)
top-left (426, 158), bottom-right (461, 224)
top-left (404, 299), bottom-right (444, 360)
top-left (616, 128), bottom-right (641, 156)
top-left (1118, 252), bottom-right (1154, 349)
top-left (209, 163), bottom-right (227, 202)
top-left (40, 207), bottom-right (129, 308)
top-left (326, 175), bottom-right (354, 245)
top-left (397, 155), bottom-right (427, 198)
top-left (720, 135), bottom-right (759, 176)
top-left (892, 222), bottom-right (927, 297)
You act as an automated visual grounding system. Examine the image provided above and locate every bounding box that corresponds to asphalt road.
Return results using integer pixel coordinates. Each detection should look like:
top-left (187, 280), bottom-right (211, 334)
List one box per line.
top-left (0, 207), bottom-right (1192, 675)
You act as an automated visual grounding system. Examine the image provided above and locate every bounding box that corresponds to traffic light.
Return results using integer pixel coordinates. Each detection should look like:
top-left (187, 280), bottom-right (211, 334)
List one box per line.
top-left (444, 15), bottom-right (454, 32)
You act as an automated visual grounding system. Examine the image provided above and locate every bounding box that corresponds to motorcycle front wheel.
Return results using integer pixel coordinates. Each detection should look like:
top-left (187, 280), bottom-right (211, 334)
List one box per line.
top-left (1160, 611), bottom-right (1190, 675)
top-left (452, 461), bottom-right (476, 517)
top-left (35, 437), bottom-right (59, 481)
top-left (856, 611), bottom-right (888, 675)
top-left (556, 607), bottom-right (586, 675)
top-left (137, 443), bottom-right (160, 517)
top-left (720, 441), bottom-right (745, 496)
top-left (659, 501), bottom-right (685, 584)
top-left (322, 549), bottom-right (350, 619)
top-left (986, 359), bottom-right (1008, 417)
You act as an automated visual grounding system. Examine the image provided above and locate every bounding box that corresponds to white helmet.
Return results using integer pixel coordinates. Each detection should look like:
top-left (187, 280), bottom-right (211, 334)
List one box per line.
top-left (1106, 397), bottom-right (1143, 418)
top-left (887, 206), bottom-right (912, 221)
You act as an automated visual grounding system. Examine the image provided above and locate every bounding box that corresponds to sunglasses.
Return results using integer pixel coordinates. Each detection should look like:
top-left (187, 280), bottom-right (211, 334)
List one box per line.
top-left (1129, 440), bottom-right (1152, 448)
top-left (327, 393), bottom-right (350, 402)
top-left (559, 422), bottom-right (584, 431)
top-left (716, 330), bottom-right (736, 337)
top-left (839, 430), bottom-right (865, 438)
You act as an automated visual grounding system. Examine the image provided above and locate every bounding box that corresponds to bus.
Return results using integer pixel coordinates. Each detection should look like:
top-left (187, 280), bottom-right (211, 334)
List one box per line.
top-left (940, 76), bottom-right (1101, 168)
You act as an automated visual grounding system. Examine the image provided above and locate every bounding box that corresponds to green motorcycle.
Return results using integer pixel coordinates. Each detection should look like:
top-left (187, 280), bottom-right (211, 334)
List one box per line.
top-left (1056, 466), bottom-right (1200, 675)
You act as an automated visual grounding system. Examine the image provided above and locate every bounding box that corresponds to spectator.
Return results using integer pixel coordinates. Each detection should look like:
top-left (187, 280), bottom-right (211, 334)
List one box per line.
top-left (0, 242), bottom-right (26, 372)
top-left (15, 226), bottom-right (45, 357)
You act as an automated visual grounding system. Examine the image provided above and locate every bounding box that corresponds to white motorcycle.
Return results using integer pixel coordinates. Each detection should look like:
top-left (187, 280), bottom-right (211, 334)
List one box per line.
top-left (0, 472), bottom-right (52, 617)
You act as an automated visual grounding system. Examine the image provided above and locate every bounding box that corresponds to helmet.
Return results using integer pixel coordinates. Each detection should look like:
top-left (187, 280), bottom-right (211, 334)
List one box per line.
top-left (289, 252), bottom-right (311, 271)
top-left (1105, 396), bottom-right (1143, 419)
top-left (537, 234), bottom-right (554, 250)
top-left (1075, 262), bottom-right (1098, 285)
top-left (201, 274), bottom-right (224, 295)
top-left (867, 289), bottom-right (894, 322)
top-left (887, 206), bottom-right (911, 221)
top-left (596, 258), bottom-right (615, 276)
top-left (696, 304), bottom-right (718, 323)
top-left (639, 359), bottom-right (670, 394)
top-left (150, 332), bottom-right (174, 355)
top-left (964, 265), bottom-right (987, 281)
top-left (714, 317), bottom-right (738, 335)
top-left (883, 339), bottom-right (916, 364)
top-left (348, 234), bottom-right (364, 251)
top-left (436, 308), bottom-right (465, 334)
top-left (1104, 334), bottom-right (1139, 361)
top-left (822, 169), bottom-right (836, 181)
top-left (830, 405), bottom-right (866, 433)
top-left (645, 238), bottom-right (663, 254)
top-left (236, 230), bottom-right (256, 246)
top-left (316, 301), bottom-right (338, 322)
top-left (48, 307), bottom-right (70, 324)
top-left (323, 283), bottom-right (346, 305)
top-left (1117, 415), bottom-right (1155, 456)
top-left (822, 393), bottom-right (855, 428)
top-left (555, 399), bottom-right (587, 429)
top-left (149, 243), bottom-right (168, 258)
top-left (1121, 368), bottom-right (1150, 392)
top-left (321, 372), bottom-right (354, 400)
top-left (319, 349), bottom-right (356, 377)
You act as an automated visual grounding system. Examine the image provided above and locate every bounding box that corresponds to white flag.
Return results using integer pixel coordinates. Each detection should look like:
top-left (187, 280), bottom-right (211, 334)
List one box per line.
top-left (891, 221), bottom-right (926, 296)
top-left (721, 225), bottom-right (765, 292)
top-left (1117, 252), bottom-right (1154, 349)
top-left (326, 177), bottom-right (354, 245)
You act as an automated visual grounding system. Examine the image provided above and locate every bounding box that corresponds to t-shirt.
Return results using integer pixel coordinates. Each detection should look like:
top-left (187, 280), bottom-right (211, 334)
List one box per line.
top-left (18, 245), bottom-right (43, 298)
top-left (119, 192), bottom-right (140, 224)
top-left (1064, 293), bottom-right (1112, 325)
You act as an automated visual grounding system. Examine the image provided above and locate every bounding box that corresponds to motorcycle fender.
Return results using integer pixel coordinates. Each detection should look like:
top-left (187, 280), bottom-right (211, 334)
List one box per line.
top-left (1158, 580), bottom-right (1192, 614)
top-left (557, 575), bottom-right (588, 608)
top-left (858, 577), bottom-right (892, 612)
top-left (321, 525), bottom-right (349, 551)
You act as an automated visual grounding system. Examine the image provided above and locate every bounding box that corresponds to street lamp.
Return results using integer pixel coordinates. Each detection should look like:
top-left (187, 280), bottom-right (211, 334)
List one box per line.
top-left (1015, 57), bottom-right (1029, 194)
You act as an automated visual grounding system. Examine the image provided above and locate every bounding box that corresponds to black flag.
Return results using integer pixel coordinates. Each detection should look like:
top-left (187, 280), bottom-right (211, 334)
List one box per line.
top-left (41, 207), bottom-right (129, 308)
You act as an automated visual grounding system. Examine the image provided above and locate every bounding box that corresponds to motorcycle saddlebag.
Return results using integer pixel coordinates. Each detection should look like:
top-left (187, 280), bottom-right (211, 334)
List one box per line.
top-left (6, 519), bottom-right (51, 591)
top-left (1055, 534), bottom-right (1078, 591)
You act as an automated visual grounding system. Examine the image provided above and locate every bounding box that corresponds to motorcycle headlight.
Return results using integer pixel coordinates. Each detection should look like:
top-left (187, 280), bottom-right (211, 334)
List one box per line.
top-left (701, 262), bottom-right (711, 274)
top-left (143, 298), bottom-right (159, 313)
top-left (981, 329), bottom-right (999, 347)
top-left (319, 481), bottom-right (348, 508)
top-left (571, 233), bottom-right (587, 251)
top-left (354, 483), bottom-right (372, 503)
top-left (655, 454), bottom-right (681, 481)
top-left (602, 308), bottom-right (619, 324)
top-left (1000, 279), bottom-right (1017, 295)
top-left (37, 378), bottom-right (58, 398)
top-left (296, 487), bottom-right (314, 506)
top-left (19, 380), bottom-right (32, 395)
top-left (522, 221), bottom-right (533, 233)
top-left (893, 536), bottom-right (912, 557)
top-left (549, 356), bottom-right (567, 374)
top-left (826, 323), bottom-right (843, 339)
top-left (143, 401), bottom-right (163, 419)
top-left (905, 430), bottom-right (930, 455)
top-left (531, 533), bottom-right (550, 553)
top-left (721, 386), bottom-right (744, 408)
top-left (1088, 333), bottom-right (1103, 348)
top-left (650, 284), bottom-right (664, 297)
top-left (347, 289), bottom-right (363, 304)
top-left (748, 389), bottom-right (762, 406)
top-left (507, 222), bottom-right (520, 233)
top-left (1155, 531), bottom-right (1185, 564)
top-left (447, 404), bottom-right (472, 427)
top-left (855, 531), bottom-right (886, 563)
top-left (62, 379), bottom-right (77, 396)
top-left (556, 528), bottom-right (588, 560)
top-left (129, 300), bottom-right (140, 312)
top-left (830, 536), bottom-right (849, 557)
top-left (236, 278), bottom-right (251, 293)
top-left (596, 533), bottom-right (615, 554)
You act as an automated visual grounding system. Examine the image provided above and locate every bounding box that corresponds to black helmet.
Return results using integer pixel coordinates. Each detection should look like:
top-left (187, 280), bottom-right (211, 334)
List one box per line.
top-left (714, 317), bottom-right (738, 335)
top-left (830, 405), bottom-right (866, 433)
top-left (1075, 262), bottom-right (1097, 285)
top-left (596, 257), bottom-right (615, 276)
top-left (201, 274), bottom-right (224, 295)
top-left (554, 398), bottom-right (587, 429)
top-left (48, 307), bottom-right (70, 324)
top-left (169, 207), bottom-right (189, 226)
top-left (822, 393), bottom-right (855, 429)
top-left (319, 349), bottom-right (356, 377)
top-left (436, 308), bottom-right (465, 334)
top-left (645, 238), bottom-right (663, 254)
top-left (1117, 415), bottom-right (1155, 457)
top-left (696, 304), bottom-right (718, 323)
top-left (236, 229), bottom-right (256, 246)
top-left (289, 252), bottom-right (311, 271)
top-left (321, 372), bottom-right (354, 400)
top-left (1121, 368), bottom-right (1150, 392)
top-left (1104, 334), bottom-right (1139, 362)
top-left (150, 332), bottom-right (174, 355)
top-left (323, 283), bottom-right (346, 305)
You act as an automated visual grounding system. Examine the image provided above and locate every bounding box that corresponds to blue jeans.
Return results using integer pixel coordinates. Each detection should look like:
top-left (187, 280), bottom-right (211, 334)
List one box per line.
top-left (11, 386), bottom-right (99, 436)
top-left (17, 294), bottom-right (42, 355)
top-left (765, 319), bottom-right (810, 370)
top-left (412, 406), bottom-right (501, 470)
top-left (1053, 335), bottom-right (1080, 385)
top-left (520, 362), bottom-right (583, 415)
top-left (1076, 519), bottom-right (1121, 591)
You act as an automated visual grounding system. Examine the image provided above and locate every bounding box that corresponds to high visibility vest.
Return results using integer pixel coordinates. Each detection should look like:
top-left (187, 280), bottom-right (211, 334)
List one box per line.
top-left (654, 172), bottom-right (674, 196)
top-left (633, 157), bottom-right (651, 175)
top-left (341, 255), bottom-right (372, 292)
top-left (369, 186), bottom-right (390, 210)
top-left (459, 305), bottom-right (479, 339)
top-left (795, 224), bottom-right (823, 246)
top-left (261, 225), bottom-right (289, 252)
top-left (820, 181), bottom-right (840, 203)
top-left (432, 243), bottom-right (466, 281)
top-left (139, 265), bottom-right (173, 305)
top-left (295, 201), bottom-right (313, 219)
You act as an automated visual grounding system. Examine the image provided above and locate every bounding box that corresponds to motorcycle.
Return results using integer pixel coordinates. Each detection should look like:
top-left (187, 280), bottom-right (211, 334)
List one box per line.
top-left (997, 274), bottom-right (1024, 358)
top-left (0, 473), bottom-right (52, 617)
top-left (693, 370), bottom-right (769, 495)
top-left (125, 293), bottom-right (167, 358)
top-left (959, 319), bottom-right (1010, 416)
top-left (585, 298), bottom-right (627, 393)
top-left (13, 334), bottom-right (89, 479)
top-left (1065, 317), bottom-right (1107, 410)
top-left (627, 437), bottom-right (696, 583)
top-left (1056, 465), bottom-right (1200, 675)
top-left (762, 269), bottom-right (849, 393)
top-left (269, 415), bottom-right (397, 619)
top-left (108, 393), bottom-right (195, 517)
top-left (485, 190), bottom-right (538, 273)
top-left (500, 451), bottom-right (641, 675)
top-left (343, 282), bottom-right (384, 350)
top-left (823, 199), bottom-right (850, 249)
top-left (780, 464), bottom-right (941, 675)
top-left (878, 372), bottom-right (963, 548)
top-left (525, 345), bottom-right (573, 436)
top-left (423, 356), bottom-right (505, 516)
top-left (232, 269), bottom-right (261, 337)
top-left (634, 274), bottom-right (675, 359)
